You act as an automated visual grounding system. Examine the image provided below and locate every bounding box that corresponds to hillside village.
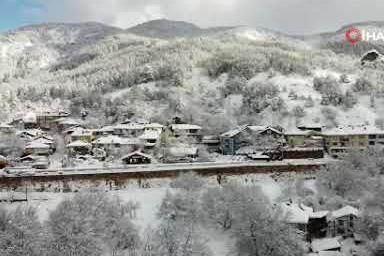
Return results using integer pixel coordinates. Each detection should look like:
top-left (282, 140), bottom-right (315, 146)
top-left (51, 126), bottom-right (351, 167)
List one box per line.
top-left (1, 109), bottom-right (384, 170)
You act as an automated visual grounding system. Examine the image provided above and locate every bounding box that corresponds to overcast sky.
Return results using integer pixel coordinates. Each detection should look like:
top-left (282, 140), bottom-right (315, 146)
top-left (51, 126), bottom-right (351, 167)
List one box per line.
top-left (1, 0), bottom-right (384, 34)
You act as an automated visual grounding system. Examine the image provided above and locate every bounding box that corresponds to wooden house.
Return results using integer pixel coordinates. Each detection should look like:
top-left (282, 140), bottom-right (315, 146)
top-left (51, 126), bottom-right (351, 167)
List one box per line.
top-left (122, 151), bottom-right (152, 165)
top-left (202, 135), bottom-right (221, 153)
top-left (69, 128), bottom-right (94, 143)
top-left (323, 126), bottom-right (384, 157)
top-left (36, 111), bottom-right (70, 129)
top-left (25, 141), bottom-right (50, 156)
top-left (220, 125), bottom-right (284, 155)
top-left (139, 130), bottom-right (161, 149)
top-left (31, 137), bottom-right (56, 152)
top-left (113, 123), bottom-right (145, 137)
top-left (92, 135), bottom-right (122, 154)
top-left (169, 124), bottom-right (202, 138)
top-left (285, 129), bottom-right (323, 148)
top-left (66, 140), bottom-right (92, 156)
top-left (327, 206), bottom-right (359, 238)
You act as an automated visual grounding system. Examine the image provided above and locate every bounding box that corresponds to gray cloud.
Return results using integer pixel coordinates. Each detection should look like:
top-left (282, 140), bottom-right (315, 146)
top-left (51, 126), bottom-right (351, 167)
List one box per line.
top-left (35, 0), bottom-right (384, 34)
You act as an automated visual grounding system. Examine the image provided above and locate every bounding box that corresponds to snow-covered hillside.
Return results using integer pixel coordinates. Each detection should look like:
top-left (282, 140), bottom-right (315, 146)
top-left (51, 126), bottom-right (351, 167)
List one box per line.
top-left (1, 20), bottom-right (384, 131)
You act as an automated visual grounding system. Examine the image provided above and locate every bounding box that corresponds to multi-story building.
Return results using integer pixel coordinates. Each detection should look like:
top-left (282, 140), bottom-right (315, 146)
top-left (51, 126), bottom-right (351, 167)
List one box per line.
top-left (323, 125), bottom-right (384, 157)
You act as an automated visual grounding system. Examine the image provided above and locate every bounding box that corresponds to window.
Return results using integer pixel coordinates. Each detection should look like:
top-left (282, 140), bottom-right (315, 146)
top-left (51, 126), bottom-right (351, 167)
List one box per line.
top-left (370, 141), bottom-right (375, 146)
top-left (369, 135), bottom-right (377, 139)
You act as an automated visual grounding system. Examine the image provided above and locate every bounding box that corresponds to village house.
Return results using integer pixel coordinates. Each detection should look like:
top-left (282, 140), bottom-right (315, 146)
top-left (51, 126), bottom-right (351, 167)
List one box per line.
top-left (169, 124), bottom-right (202, 139)
top-left (69, 128), bottom-right (94, 143)
top-left (280, 202), bottom-right (359, 242)
top-left (220, 125), bottom-right (284, 155)
top-left (121, 151), bottom-right (153, 165)
top-left (30, 137), bottom-right (56, 152)
top-left (323, 125), bottom-right (384, 157)
top-left (139, 130), bottom-right (161, 149)
top-left (163, 147), bottom-right (199, 163)
top-left (92, 135), bottom-right (122, 154)
top-left (113, 123), bottom-right (145, 137)
top-left (201, 135), bottom-right (221, 153)
top-left (144, 123), bottom-right (164, 132)
top-left (23, 112), bottom-right (38, 129)
top-left (284, 128), bottom-right (323, 148)
top-left (93, 126), bottom-right (115, 138)
top-left (66, 140), bottom-right (92, 156)
top-left (326, 206), bottom-right (359, 238)
top-left (54, 117), bottom-right (81, 132)
top-left (35, 111), bottom-right (70, 129)
top-left (0, 123), bottom-right (15, 134)
top-left (24, 141), bottom-right (51, 156)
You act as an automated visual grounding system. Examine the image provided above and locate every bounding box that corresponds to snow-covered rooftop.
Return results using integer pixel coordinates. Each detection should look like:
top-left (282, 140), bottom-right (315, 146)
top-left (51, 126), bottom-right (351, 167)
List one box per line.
top-left (0, 123), bottom-right (13, 128)
top-left (25, 141), bottom-right (50, 149)
top-left (311, 237), bottom-right (341, 253)
top-left (93, 135), bottom-right (122, 145)
top-left (170, 124), bottom-right (202, 130)
top-left (114, 123), bottom-right (145, 130)
top-left (139, 130), bottom-right (161, 140)
top-left (323, 125), bottom-right (384, 136)
top-left (281, 202), bottom-right (313, 224)
top-left (32, 137), bottom-right (54, 145)
top-left (122, 151), bottom-right (153, 160)
top-left (144, 123), bottom-right (164, 129)
top-left (66, 140), bottom-right (92, 148)
top-left (328, 206), bottom-right (359, 220)
top-left (168, 147), bottom-right (198, 157)
top-left (71, 128), bottom-right (93, 136)
top-left (23, 112), bottom-right (37, 123)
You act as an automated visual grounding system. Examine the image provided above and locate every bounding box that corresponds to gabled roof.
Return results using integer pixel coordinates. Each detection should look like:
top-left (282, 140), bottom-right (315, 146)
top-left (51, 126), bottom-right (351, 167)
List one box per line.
top-left (220, 124), bottom-right (249, 138)
top-left (221, 125), bottom-right (282, 138)
top-left (328, 205), bottom-right (359, 220)
top-left (66, 140), bottom-right (92, 148)
top-left (121, 151), bottom-right (153, 160)
top-left (281, 202), bottom-right (313, 224)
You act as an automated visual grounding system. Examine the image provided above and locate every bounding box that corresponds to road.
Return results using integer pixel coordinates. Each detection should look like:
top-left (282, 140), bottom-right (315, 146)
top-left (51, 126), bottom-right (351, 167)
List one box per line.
top-left (1, 158), bottom-right (334, 178)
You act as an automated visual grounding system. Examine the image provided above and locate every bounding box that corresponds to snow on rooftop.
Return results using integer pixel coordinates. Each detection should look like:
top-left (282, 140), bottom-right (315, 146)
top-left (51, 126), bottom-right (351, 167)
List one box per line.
top-left (0, 123), bottom-right (13, 128)
top-left (144, 123), bottom-right (164, 129)
top-left (323, 125), bottom-right (384, 136)
top-left (0, 155), bottom-right (6, 161)
top-left (23, 112), bottom-right (37, 123)
top-left (329, 206), bottom-right (359, 220)
top-left (281, 202), bottom-right (313, 224)
top-left (311, 237), bottom-right (341, 253)
top-left (66, 140), bottom-right (92, 148)
top-left (168, 147), bottom-right (198, 157)
top-left (32, 137), bottom-right (54, 145)
top-left (25, 141), bottom-right (50, 149)
top-left (318, 251), bottom-right (346, 256)
top-left (310, 211), bottom-right (330, 219)
top-left (221, 125), bottom-right (248, 137)
top-left (114, 123), bottom-right (145, 130)
top-left (71, 127), bottom-right (93, 136)
top-left (93, 135), bottom-right (122, 144)
top-left (171, 124), bottom-right (202, 130)
top-left (139, 130), bottom-right (161, 140)
top-left (122, 151), bottom-right (153, 160)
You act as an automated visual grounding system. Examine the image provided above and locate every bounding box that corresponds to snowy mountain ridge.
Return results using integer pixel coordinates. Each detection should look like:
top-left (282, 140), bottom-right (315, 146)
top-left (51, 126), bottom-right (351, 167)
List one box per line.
top-left (1, 20), bottom-right (384, 131)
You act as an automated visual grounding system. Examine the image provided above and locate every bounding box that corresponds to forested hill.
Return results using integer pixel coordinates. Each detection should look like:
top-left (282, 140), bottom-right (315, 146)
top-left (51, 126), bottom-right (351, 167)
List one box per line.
top-left (1, 19), bottom-right (384, 132)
